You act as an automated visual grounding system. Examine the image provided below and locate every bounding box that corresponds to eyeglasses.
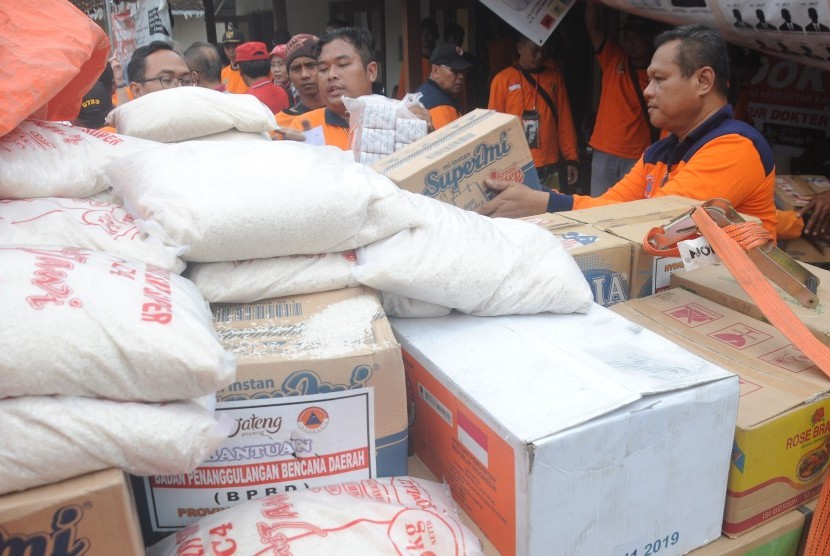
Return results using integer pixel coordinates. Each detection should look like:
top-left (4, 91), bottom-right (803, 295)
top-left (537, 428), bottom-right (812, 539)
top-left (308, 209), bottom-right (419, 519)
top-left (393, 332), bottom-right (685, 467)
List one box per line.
top-left (136, 74), bottom-right (195, 88)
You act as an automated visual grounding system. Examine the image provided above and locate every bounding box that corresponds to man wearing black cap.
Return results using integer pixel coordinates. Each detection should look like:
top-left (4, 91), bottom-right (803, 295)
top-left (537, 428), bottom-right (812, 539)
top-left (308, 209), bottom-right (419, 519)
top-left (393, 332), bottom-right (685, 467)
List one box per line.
top-left (220, 26), bottom-right (248, 94)
top-left (415, 44), bottom-right (471, 130)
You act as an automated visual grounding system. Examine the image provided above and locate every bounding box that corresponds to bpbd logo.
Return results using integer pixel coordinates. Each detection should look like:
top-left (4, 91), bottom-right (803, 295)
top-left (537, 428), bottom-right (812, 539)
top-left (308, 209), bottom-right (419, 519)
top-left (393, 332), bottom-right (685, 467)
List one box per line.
top-left (583, 269), bottom-right (629, 307)
top-left (0, 505), bottom-right (89, 555)
top-left (423, 132), bottom-right (512, 196)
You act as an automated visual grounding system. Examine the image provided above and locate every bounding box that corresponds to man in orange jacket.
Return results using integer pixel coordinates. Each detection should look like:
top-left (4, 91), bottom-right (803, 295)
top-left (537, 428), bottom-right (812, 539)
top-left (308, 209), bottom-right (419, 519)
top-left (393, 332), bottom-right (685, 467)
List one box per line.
top-left (477, 24), bottom-right (779, 240)
top-left (488, 34), bottom-right (580, 190)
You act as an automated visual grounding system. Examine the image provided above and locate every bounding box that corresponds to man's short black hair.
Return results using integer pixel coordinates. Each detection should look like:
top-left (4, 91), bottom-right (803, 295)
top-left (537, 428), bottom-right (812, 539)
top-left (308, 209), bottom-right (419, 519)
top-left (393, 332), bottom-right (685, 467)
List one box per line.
top-left (127, 40), bottom-right (175, 83)
top-left (237, 59), bottom-right (272, 79)
top-left (313, 27), bottom-right (376, 66)
top-left (655, 24), bottom-right (730, 97)
top-left (184, 41), bottom-right (222, 83)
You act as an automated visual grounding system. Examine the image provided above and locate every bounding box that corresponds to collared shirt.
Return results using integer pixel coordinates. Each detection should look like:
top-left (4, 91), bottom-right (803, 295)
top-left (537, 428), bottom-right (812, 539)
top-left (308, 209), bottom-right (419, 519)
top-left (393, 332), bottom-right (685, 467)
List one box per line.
top-left (246, 78), bottom-right (290, 114)
top-left (548, 105), bottom-right (778, 239)
top-left (287, 107), bottom-right (350, 150)
top-left (221, 65), bottom-right (248, 94)
top-left (415, 79), bottom-right (462, 130)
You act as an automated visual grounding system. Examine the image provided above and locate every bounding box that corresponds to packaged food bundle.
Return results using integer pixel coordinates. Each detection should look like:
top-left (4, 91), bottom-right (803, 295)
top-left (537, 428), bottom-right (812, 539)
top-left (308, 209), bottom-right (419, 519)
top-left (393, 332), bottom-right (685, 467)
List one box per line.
top-left (106, 141), bottom-right (422, 262)
top-left (107, 86), bottom-right (278, 143)
top-left (0, 197), bottom-right (184, 273)
top-left (0, 246), bottom-right (235, 401)
top-left (344, 94), bottom-right (428, 165)
top-left (0, 120), bottom-right (159, 200)
top-left (148, 476), bottom-right (484, 556)
top-left (0, 396), bottom-right (229, 495)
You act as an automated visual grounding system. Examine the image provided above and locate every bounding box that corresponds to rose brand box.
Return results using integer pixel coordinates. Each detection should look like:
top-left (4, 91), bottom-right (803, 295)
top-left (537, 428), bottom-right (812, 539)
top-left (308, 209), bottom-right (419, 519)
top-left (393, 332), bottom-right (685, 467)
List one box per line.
top-left (392, 305), bottom-right (738, 556)
top-left (132, 287), bottom-right (408, 544)
top-left (688, 504), bottom-right (805, 555)
top-left (670, 261), bottom-right (830, 348)
top-left (522, 212), bottom-right (632, 306)
top-left (371, 109), bottom-right (541, 211)
top-left (612, 289), bottom-right (830, 537)
top-left (0, 468), bottom-right (144, 555)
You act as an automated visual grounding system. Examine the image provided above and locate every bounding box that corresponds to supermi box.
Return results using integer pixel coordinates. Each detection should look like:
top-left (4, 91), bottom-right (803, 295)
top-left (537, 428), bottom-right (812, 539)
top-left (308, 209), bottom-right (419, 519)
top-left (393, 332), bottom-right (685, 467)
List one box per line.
top-left (371, 109), bottom-right (541, 211)
top-left (392, 305), bottom-right (739, 556)
top-left (0, 469), bottom-right (144, 555)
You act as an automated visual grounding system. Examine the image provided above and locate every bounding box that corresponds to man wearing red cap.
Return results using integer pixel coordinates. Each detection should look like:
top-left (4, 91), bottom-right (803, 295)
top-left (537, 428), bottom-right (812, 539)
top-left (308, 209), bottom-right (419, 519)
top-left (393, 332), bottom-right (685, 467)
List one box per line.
top-left (236, 41), bottom-right (290, 114)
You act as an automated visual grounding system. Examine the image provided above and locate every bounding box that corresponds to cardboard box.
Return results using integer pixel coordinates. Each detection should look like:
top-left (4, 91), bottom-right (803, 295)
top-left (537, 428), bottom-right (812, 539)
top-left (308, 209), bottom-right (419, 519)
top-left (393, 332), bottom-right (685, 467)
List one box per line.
top-left (522, 212), bottom-right (632, 306)
top-left (669, 262), bottom-right (830, 348)
top-left (371, 109), bottom-right (541, 211)
top-left (688, 506), bottom-right (805, 555)
top-left (611, 289), bottom-right (830, 537)
top-left (775, 175), bottom-right (830, 212)
top-left (392, 305), bottom-right (739, 556)
top-left (0, 468), bottom-right (144, 555)
top-left (779, 237), bottom-right (830, 265)
top-left (561, 195), bottom-right (700, 229)
top-left (133, 287), bottom-right (408, 542)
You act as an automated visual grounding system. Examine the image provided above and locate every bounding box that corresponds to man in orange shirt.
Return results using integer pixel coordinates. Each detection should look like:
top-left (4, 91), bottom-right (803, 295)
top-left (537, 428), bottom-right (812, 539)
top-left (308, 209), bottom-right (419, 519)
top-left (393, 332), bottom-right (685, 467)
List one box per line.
top-left (488, 35), bottom-right (580, 190)
top-left (477, 24), bottom-right (779, 240)
top-left (415, 44), bottom-right (471, 130)
top-left (288, 27), bottom-right (379, 150)
top-left (276, 34), bottom-right (323, 128)
top-left (585, 3), bottom-right (663, 195)
top-left (220, 27), bottom-right (248, 94)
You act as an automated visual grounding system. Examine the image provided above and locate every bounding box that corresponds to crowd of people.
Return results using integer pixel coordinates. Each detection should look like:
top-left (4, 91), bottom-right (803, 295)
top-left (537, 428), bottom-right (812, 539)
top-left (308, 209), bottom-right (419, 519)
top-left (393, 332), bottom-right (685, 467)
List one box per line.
top-left (71, 4), bottom-right (830, 247)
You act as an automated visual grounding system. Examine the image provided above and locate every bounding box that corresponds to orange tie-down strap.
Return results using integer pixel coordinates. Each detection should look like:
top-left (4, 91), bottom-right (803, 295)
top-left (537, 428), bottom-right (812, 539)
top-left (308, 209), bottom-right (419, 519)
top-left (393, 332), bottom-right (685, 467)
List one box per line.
top-left (685, 207), bottom-right (830, 556)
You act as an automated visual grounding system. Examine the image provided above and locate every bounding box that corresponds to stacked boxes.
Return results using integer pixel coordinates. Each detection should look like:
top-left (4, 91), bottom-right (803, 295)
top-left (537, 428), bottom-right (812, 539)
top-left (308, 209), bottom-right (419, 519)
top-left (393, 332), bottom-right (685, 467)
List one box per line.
top-left (394, 304), bottom-right (739, 555)
top-left (612, 288), bottom-right (830, 536)
top-left (522, 212), bottom-right (632, 306)
top-left (132, 287), bottom-right (408, 541)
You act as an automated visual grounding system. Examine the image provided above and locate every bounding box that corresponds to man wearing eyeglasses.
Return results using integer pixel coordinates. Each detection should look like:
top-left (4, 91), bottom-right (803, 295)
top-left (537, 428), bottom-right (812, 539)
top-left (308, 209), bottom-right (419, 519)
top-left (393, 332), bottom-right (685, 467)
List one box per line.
top-left (126, 41), bottom-right (194, 98)
top-left (414, 44), bottom-right (471, 130)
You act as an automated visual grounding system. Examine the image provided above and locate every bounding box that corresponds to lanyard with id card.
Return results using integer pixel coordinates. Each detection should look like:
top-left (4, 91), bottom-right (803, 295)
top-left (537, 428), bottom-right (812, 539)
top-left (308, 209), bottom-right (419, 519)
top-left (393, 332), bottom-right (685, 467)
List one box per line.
top-left (522, 110), bottom-right (540, 148)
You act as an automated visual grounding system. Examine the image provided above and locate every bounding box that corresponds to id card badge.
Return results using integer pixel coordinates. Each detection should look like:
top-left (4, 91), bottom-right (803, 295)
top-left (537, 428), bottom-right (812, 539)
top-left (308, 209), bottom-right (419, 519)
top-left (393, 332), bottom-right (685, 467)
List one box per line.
top-left (522, 110), bottom-right (540, 148)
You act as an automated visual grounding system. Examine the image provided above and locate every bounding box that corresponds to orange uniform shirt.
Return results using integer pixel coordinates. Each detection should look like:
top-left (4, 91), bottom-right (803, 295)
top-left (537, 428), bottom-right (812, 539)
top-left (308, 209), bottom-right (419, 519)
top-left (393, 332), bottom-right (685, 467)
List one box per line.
top-left (488, 64), bottom-right (578, 168)
top-left (589, 41), bottom-right (653, 159)
top-left (548, 106), bottom-right (778, 239)
top-left (221, 65), bottom-right (248, 94)
top-left (287, 107), bottom-right (350, 150)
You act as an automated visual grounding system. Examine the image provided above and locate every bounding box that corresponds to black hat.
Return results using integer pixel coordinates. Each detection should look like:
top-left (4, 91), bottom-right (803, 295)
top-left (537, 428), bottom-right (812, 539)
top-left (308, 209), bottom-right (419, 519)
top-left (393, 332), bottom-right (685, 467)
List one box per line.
top-left (222, 28), bottom-right (245, 44)
top-left (430, 44), bottom-right (473, 71)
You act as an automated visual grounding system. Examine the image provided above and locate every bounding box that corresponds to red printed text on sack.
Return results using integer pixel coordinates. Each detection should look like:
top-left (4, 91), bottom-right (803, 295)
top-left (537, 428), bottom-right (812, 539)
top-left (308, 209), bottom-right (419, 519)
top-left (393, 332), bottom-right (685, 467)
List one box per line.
top-left (24, 248), bottom-right (87, 310)
top-left (142, 266), bottom-right (173, 324)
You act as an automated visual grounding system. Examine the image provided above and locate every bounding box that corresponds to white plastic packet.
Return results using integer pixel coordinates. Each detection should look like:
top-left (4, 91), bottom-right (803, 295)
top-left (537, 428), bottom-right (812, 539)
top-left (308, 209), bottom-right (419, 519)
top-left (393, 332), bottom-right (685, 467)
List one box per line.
top-left (187, 251), bottom-right (359, 303)
top-left (354, 191), bottom-right (594, 316)
top-left (0, 120), bottom-right (159, 199)
top-left (0, 246), bottom-right (235, 401)
top-left (0, 197), bottom-right (184, 272)
top-left (148, 476), bottom-right (484, 556)
top-left (107, 86), bottom-right (278, 143)
top-left (0, 396), bottom-right (229, 495)
top-left (106, 141), bottom-right (423, 262)
top-left (343, 93), bottom-right (428, 163)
